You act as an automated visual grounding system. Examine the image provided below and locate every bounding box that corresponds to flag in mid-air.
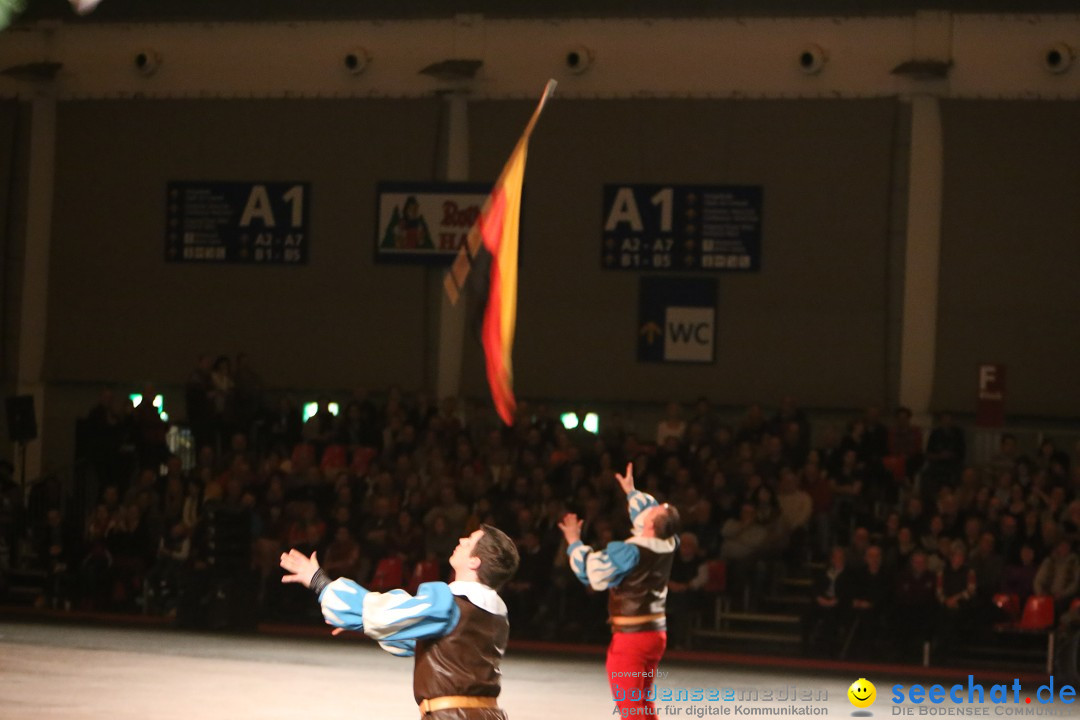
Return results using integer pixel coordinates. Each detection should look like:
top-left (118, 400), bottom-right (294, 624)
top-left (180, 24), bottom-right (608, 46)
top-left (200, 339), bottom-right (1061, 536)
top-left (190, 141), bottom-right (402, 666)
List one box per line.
top-left (444, 80), bottom-right (556, 426)
top-left (70, 0), bottom-right (105, 15)
top-left (0, 0), bottom-right (104, 31)
top-left (0, 0), bottom-right (24, 29)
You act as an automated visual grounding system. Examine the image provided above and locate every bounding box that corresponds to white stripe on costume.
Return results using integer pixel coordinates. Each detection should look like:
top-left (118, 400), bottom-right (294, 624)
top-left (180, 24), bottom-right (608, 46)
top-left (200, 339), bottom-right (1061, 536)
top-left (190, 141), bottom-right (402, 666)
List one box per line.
top-left (319, 579), bottom-right (366, 629)
top-left (322, 584), bottom-right (359, 612)
top-left (378, 640), bottom-right (416, 656)
top-left (628, 490), bottom-right (659, 534)
top-left (362, 589), bottom-right (432, 640)
top-left (585, 552), bottom-right (617, 591)
top-left (566, 540), bottom-right (640, 591)
top-left (569, 543), bottom-right (589, 578)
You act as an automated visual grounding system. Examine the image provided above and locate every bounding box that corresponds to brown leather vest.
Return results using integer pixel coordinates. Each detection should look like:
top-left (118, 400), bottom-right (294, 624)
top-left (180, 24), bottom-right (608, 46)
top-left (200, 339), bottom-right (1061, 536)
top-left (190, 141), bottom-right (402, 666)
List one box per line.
top-left (608, 544), bottom-right (674, 632)
top-left (413, 595), bottom-right (508, 703)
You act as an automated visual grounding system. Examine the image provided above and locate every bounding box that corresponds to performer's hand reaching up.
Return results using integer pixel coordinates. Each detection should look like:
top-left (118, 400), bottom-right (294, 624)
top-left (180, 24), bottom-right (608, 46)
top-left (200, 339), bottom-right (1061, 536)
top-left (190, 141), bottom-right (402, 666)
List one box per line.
top-left (559, 513), bottom-right (583, 545)
top-left (615, 462), bottom-right (635, 495)
top-left (280, 548), bottom-right (320, 588)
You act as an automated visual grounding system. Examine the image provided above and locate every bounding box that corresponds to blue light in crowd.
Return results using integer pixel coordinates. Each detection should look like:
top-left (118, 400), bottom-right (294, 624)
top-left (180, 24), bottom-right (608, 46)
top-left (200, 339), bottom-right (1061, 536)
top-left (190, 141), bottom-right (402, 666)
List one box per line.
top-left (561, 412), bottom-right (599, 433)
top-left (583, 413), bottom-right (599, 434)
top-left (303, 402), bottom-right (340, 422)
top-left (129, 393), bottom-right (166, 420)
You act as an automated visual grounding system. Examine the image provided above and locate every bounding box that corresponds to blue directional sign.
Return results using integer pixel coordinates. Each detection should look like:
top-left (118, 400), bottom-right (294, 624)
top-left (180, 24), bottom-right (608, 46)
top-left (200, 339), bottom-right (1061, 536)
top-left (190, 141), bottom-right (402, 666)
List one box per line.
top-left (638, 277), bottom-right (716, 364)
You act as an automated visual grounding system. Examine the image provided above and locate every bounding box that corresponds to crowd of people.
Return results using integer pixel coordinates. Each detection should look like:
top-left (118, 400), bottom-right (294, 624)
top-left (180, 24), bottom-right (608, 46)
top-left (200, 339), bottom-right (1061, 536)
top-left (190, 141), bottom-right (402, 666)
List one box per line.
top-left (3, 351), bottom-right (1080, 665)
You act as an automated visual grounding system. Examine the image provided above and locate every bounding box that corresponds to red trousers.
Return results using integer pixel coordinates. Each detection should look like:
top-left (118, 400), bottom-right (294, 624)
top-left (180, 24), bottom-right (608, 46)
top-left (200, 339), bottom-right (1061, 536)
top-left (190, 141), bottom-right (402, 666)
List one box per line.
top-left (606, 630), bottom-right (667, 716)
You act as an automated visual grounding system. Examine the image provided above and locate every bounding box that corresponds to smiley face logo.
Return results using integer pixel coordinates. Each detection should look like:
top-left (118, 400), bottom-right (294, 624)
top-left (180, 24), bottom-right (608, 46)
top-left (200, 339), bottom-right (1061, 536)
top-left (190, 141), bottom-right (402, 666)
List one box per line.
top-left (848, 678), bottom-right (876, 708)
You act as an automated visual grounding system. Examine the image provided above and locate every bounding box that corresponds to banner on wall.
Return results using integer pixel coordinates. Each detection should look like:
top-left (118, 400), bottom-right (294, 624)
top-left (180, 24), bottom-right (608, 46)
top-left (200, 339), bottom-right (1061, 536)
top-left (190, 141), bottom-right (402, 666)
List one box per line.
top-left (602, 184), bottom-right (762, 272)
top-left (638, 277), bottom-right (716, 363)
top-left (976, 363), bottom-right (1006, 427)
top-left (166, 182), bottom-right (309, 264)
top-left (375, 182), bottom-right (491, 265)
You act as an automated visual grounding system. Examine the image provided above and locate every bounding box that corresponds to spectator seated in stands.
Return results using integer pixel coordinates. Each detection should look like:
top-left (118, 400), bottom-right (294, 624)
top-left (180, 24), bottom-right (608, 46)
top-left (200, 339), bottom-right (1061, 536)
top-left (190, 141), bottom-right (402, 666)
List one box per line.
top-left (936, 541), bottom-right (977, 662)
top-left (21, 378), bottom-right (1080, 666)
top-left (321, 526), bottom-right (364, 583)
top-left (145, 521), bottom-right (190, 615)
top-left (720, 503), bottom-right (770, 608)
top-left (802, 546), bottom-right (855, 657)
top-left (830, 449), bottom-right (864, 544)
top-left (1035, 539), bottom-right (1080, 619)
top-left (846, 545), bottom-right (892, 659)
top-left (36, 508), bottom-right (77, 610)
top-left (893, 550), bottom-right (937, 661)
top-left (1002, 544), bottom-right (1039, 605)
top-left (777, 469), bottom-right (812, 568)
top-left (667, 531), bottom-right (708, 649)
top-left (969, 531), bottom-right (1005, 624)
top-left (503, 529), bottom-right (551, 638)
top-left (656, 402), bottom-right (687, 446)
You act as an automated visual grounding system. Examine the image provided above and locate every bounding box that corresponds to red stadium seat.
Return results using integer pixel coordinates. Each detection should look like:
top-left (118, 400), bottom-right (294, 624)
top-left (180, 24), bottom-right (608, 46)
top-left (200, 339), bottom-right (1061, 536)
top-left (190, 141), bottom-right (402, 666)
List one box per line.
top-left (350, 446), bottom-right (377, 474)
top-left (882, 455), bottom-right (906, 483)
top-left (369, 556), bottom-right (404, 592)
top-left (703, 559), bottom-right (726, 593)
top-left (1070, 597), bottom-right (1080, 615)
top-left (291, 442), bottom-right (316, 466)
top-left (320, 444), bottom-right (347, 471)
top-left (1018, 595), bottom-right (1055, 631)
top-left (406, 560), bottom-right (441, 594)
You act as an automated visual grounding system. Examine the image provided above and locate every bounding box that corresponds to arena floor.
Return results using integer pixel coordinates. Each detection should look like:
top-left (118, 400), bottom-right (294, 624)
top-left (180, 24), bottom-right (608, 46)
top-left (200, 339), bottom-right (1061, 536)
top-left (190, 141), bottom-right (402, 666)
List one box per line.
top-left (0, 622), bottom-right (1065, 719)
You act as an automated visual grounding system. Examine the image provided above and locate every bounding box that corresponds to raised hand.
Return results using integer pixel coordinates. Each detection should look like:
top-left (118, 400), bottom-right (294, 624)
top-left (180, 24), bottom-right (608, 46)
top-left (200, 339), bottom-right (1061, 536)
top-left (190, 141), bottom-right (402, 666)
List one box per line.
top-left (280, 548), bottom-right (320, 588)
top-left (615, 462), bottom-right (635, 495)
top-left (558, 513), bottom-right (584, 545)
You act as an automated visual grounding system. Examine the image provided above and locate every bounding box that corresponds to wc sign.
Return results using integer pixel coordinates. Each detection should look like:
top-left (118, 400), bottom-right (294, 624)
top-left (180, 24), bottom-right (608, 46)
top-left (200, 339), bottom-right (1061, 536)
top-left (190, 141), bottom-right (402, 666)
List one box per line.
top-left (638, 277), bottom-right (716, 363)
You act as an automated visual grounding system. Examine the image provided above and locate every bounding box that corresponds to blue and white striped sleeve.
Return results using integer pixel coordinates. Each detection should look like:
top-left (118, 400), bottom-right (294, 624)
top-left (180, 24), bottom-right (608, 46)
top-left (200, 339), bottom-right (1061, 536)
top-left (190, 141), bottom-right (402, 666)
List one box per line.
top-left (566, 540), bottom-right (641, 591)
top-left (628, 490), bottom-right (659, 534)
top-left (318, 579), bottom-right (460, 658)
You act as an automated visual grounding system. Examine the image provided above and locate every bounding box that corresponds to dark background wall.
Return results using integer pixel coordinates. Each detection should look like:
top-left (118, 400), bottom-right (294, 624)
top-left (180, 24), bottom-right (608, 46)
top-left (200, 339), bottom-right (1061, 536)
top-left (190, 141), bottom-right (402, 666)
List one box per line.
top-left (1, 101), bottom-right (29, 463)
top-left (937, 100), bottom-right (1080, 418)
top-left (44, 97), bottom-right (898, 412)
top-left (21, 0), bottom-right (1080, 23)
top-left (464, 98), bottom-right (898, 407)
top-left (47, 99), bottom-right (442, 391)
top-left (23, 95), bottom-right (1080, 471)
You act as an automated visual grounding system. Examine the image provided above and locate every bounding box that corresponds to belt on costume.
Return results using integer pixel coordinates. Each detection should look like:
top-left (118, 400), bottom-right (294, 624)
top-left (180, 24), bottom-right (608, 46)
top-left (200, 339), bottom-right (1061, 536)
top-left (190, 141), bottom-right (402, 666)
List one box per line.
top-left (419, 695), bottom-right (499, 715)
top-left (610, 612), bottom-right (665, 626)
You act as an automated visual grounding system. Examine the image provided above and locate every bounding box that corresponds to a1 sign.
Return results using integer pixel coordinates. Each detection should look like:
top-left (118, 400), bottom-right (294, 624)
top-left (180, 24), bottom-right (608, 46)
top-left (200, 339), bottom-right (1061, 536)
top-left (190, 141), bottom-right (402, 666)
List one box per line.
top-left (166, 181), bottom-right (310, 264)
top-left (602, 184), bottom-right (762, 272)
top-left (239, 185), bottom-right (306, 229)
top-left (976, 364), bottom-right (1006, 427)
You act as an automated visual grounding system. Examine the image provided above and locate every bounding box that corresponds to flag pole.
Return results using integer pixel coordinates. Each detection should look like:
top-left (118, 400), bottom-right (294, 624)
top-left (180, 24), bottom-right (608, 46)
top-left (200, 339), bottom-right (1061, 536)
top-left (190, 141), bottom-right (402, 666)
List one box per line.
top-left (442, 79), bottom-right (557, 425)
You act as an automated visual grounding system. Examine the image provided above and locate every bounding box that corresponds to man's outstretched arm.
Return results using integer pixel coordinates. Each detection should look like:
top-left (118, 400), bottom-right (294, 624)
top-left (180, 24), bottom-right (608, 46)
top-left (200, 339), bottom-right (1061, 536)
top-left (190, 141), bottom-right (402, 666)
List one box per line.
top-left (558, 513), bottom-right (640, 591)
top-left (280, 549), bottom-right (459, 657)
top-left (616, 462), bottom-right (659, 534)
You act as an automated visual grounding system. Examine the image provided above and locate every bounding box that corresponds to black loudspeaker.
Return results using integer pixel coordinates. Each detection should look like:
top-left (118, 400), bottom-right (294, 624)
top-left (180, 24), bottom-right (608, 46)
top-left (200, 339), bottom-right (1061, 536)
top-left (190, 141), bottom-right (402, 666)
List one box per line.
top-left (5, 395), bottom-right (37, 443)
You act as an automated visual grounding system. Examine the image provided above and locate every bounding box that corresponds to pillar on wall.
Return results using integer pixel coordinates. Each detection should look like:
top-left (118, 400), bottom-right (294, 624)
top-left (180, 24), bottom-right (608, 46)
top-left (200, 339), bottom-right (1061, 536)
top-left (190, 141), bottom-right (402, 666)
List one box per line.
top-left (15, 92), bottom-right (56, 492)
top-left (897, 93), bottom-right (943, 422)
top-left (434, 92), bottom-right (469, 403)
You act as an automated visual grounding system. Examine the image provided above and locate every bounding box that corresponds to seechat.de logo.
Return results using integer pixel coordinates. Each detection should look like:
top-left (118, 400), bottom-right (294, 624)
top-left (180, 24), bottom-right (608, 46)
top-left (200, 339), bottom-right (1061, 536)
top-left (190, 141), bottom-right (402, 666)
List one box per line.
top-left (890, 676), bottom-right (1077, 709)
